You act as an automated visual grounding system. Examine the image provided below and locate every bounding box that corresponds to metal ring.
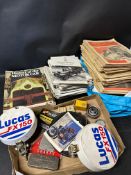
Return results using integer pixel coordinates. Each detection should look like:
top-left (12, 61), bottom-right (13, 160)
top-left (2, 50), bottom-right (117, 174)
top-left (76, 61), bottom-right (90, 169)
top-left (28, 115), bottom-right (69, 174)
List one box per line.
top-left (87, 105), bottom-right (100, 119)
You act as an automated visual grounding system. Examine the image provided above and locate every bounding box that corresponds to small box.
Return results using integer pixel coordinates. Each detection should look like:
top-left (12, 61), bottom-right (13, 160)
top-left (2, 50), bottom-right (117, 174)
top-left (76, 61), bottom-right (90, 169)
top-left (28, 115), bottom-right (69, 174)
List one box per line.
top-left (74, 99), bottom-right (88, 111)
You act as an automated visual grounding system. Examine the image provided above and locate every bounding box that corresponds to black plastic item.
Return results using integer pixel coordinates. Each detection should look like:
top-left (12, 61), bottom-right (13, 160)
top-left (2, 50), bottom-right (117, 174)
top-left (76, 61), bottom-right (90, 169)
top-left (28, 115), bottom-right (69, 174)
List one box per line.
top-left (70, 112), bottom-right (88, 126)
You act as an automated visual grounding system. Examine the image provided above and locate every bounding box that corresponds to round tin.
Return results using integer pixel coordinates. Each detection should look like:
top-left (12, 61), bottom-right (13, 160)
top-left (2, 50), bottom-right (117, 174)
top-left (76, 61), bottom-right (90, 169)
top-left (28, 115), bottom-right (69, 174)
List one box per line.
top-left (76, 124), bottom-right (119, 172)
top-left (87, 106), bottom-right (100, 119)
top-left (0, 106), bottom-right (37, 145)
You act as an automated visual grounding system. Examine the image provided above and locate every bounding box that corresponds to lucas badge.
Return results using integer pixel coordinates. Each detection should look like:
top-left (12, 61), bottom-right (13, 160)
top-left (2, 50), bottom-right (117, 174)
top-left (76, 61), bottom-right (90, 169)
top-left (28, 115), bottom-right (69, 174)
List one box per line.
top-left (0, 106), bottom-right (37, 145)
top-left (92, 125), bottom-right (119, 166)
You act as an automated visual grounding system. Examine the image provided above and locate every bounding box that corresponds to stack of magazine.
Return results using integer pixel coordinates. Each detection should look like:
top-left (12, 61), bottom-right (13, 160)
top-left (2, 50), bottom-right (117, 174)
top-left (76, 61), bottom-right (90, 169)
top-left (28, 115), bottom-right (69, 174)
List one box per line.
top-left (44, 56), bottom-right (91, 99)
top-left (81, 39), bottom-right (131, 94)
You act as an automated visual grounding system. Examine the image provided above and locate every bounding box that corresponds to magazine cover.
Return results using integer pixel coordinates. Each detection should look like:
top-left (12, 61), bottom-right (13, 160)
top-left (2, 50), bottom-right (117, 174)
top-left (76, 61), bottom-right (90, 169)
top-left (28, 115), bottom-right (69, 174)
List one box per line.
top-left (44, 112), bottom-right (83, 152)
top-left (3, 67), bottom-right (55, 111)
top-left (86, 39), bottom-right (131, 64)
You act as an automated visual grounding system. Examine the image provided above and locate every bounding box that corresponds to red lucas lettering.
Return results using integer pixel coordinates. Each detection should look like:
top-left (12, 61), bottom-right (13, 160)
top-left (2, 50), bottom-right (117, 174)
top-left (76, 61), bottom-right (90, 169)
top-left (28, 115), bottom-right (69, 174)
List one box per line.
top-left (8, 126), bottom-right (12, 131)
top-left (13, 124), bottom-right (18, 130)
top-left (103, 141), bottom-right (110, 147)
top-left (105, 147), bottom-right (112, 152)
top-left (98, 126), bottom-right (103, 131)
top-left (100, 131), bottom-right (106, 137)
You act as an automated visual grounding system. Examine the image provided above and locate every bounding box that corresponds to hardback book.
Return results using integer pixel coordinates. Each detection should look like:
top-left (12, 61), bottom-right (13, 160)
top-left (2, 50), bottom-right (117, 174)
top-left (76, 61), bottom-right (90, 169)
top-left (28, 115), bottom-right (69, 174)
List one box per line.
top-left (3, 67), bottom-right (55, 111)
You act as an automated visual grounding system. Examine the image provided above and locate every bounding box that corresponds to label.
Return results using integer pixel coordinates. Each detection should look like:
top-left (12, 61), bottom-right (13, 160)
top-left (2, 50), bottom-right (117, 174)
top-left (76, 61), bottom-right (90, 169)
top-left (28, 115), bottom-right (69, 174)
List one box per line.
top-left (92, 125), bottom-right (118, 166)
top-left (40, 114), bottom-right (53, 125)
top-left (11, 69), bottom-right (41, 82)
top-left (0, 106), bottom-right (37, 145)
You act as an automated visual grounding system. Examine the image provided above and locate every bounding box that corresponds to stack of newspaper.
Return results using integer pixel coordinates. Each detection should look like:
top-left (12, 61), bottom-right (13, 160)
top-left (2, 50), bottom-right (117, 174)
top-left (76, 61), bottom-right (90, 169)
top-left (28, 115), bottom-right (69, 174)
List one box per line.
top-left (44, 56), bottom-right (91, 99)
top-left (81, 39), bottom-right (131, 94)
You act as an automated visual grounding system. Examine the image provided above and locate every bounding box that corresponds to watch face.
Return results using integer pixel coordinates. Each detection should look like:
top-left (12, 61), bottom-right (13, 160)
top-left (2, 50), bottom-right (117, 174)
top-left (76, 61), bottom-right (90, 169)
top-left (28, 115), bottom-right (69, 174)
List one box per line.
top-left (95, 119), bottom-right (106, 127)
top-left (47, 126), bottom-right (58, 139)
top-left (87, 106), bottom-right (100, 119)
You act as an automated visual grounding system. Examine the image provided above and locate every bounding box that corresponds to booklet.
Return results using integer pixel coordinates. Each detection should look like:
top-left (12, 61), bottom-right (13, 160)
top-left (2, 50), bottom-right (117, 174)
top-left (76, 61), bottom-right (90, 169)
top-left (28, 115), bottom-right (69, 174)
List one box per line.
top-left (44, 112), bottom-right (83, 152)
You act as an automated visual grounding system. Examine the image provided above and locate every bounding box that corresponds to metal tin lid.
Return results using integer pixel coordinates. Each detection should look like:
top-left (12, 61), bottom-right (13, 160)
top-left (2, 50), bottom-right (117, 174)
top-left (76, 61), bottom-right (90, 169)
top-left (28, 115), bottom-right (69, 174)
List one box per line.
top-left (0, 106), bottom-right (37, 145)
top-left (76, 124), bottom-right (119, 172)
top-left (87, 106), bottom-right (100, 119)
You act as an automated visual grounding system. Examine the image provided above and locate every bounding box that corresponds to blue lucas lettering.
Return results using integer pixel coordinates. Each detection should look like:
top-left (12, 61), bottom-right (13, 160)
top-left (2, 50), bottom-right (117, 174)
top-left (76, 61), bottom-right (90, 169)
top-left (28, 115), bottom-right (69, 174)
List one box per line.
top-left (92, 127), bottom-right (110, 166)
top-left (0, 113), bottom-right (31, 129)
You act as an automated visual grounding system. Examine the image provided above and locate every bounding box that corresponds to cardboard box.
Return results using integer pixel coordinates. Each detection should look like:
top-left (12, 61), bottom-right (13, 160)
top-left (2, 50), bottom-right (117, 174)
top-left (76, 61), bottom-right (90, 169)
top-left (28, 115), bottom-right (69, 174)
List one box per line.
top-left (9, 95), bottom-right (125, 175)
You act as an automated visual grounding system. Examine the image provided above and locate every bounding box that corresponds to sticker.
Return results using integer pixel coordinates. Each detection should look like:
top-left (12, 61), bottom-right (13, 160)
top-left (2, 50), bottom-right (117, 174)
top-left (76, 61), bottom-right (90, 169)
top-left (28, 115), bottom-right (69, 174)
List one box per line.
top-left (0, 106), bottom-right (37, 145)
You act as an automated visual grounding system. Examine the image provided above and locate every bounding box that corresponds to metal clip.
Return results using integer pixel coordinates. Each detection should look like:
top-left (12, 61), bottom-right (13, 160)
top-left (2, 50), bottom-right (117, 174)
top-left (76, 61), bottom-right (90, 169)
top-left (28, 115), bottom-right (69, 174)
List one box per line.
top-left (15, 141), bottom-right (29, 158)
top-left (68, 144), bottom-right (79, 158)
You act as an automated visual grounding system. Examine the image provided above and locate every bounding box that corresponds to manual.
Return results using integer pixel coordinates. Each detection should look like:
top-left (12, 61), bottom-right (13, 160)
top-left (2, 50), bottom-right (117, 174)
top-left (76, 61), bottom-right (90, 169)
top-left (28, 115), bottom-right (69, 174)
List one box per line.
top-left (44, 112), bottom-right (83, 152)
top-left (3, 67), bottom-right (55, 111)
